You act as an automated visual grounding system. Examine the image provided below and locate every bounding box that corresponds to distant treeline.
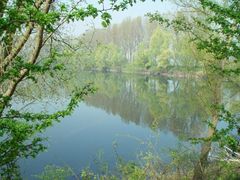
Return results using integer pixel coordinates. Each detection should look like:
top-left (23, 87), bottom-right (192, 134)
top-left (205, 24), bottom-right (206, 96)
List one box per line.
top-left (63, 16), bottom-right (205, 74)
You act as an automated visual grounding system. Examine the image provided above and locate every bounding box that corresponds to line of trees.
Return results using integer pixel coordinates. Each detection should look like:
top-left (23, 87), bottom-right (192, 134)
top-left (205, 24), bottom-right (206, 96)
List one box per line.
top-left (67, 16), bottom-right (204, 74)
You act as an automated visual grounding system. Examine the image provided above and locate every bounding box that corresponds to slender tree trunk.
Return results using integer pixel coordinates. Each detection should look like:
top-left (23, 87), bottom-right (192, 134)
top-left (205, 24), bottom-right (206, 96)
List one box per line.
top-left (193, 76), bottom-right (222, 180)
top-left (0, 0), bottom-right (8, 95)
top-left (192, 113), bottom-right (219, 180)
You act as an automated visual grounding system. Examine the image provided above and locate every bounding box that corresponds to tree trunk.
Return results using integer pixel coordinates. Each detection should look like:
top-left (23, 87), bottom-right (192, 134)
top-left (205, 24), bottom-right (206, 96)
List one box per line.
top-left (193, 76), bottom-right (222, 180)
top-left (0, 0), bottom-right (51, 115)
top-left (192, 114), bottom-right (219, 180)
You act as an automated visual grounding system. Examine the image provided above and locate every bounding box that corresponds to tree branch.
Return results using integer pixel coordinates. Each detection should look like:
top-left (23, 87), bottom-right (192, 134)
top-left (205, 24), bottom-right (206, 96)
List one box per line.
top-left (3, 0), bottom-right (52, 98)
top-left (2, 0), bottom-right (43, 71)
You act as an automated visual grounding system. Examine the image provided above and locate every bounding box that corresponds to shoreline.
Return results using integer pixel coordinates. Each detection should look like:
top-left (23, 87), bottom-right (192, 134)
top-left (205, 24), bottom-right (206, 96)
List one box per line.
top-left (81, 68), bottom-right (205, 79)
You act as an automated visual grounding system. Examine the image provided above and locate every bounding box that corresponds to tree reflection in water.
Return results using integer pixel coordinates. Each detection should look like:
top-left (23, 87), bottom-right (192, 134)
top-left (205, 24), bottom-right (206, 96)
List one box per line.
top-left (0, 72), bottom-right (239, 178)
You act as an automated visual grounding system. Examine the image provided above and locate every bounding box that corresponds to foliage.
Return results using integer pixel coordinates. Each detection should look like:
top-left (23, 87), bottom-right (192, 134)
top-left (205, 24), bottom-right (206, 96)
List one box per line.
top-left (204, 161), bottom-right (240, 180)
top-left (36, 142), bottom-right (199, 180)
top-left (148, 0), bottom-right (240, 75)
top-left (131, 42), bottom-right (151, 70)
top-left (130, 26), bottom-right (172, 72)
top-left (72, 16), bottom-right (203, 74)
top-left (192, 106), bottom-right (240, 152)
top-left (148, 27), bottom-right (171, 70)
top-left (94, 44), bottom-right (125, 71)
top-left (35, 165), bottom-right (73, 180)
top-left (0, 84), bottom-right (95, 178)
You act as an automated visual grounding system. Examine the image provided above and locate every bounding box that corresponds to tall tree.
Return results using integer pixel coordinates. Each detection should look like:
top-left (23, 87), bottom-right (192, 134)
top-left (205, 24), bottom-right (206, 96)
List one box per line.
top-left (148, 0), bottom-right (240, 179)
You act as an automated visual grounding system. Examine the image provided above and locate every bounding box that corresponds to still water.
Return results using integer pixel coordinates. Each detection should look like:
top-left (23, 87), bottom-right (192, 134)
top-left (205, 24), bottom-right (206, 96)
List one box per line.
top-left (7, 72), bottom-right (240, 178)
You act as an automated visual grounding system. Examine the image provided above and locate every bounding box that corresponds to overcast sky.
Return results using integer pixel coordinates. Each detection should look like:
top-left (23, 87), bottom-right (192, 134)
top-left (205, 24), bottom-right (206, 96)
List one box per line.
top-left (64, 0), bottom-right (178, 36)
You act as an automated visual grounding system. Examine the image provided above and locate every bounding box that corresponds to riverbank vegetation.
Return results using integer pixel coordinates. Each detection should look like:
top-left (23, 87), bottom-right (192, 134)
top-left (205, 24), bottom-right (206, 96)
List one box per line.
top-left (35, 141), bottom-right (239, 179)
top-left (61, 16), bottom-right (205, 76)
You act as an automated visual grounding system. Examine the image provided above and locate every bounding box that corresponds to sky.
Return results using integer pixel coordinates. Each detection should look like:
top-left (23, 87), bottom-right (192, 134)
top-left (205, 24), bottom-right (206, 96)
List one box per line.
top-left (64, 0), bottom-right (178, 36)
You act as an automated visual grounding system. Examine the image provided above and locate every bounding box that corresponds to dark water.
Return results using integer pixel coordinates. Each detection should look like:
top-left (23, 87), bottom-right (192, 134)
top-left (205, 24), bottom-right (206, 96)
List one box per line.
top-left (6, 72), bottom-right (240, 178)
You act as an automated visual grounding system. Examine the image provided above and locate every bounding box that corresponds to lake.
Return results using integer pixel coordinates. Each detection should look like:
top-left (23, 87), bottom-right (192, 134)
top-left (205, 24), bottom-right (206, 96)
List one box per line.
top-left (3, 72), bottom-right (240, 178)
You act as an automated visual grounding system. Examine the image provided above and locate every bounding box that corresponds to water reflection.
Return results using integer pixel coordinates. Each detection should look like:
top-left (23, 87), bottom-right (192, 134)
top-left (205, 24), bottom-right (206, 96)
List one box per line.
top-left (84, 73), bottom-right (208, 138)
top-left (0, 72), bottom-right (239, 178)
